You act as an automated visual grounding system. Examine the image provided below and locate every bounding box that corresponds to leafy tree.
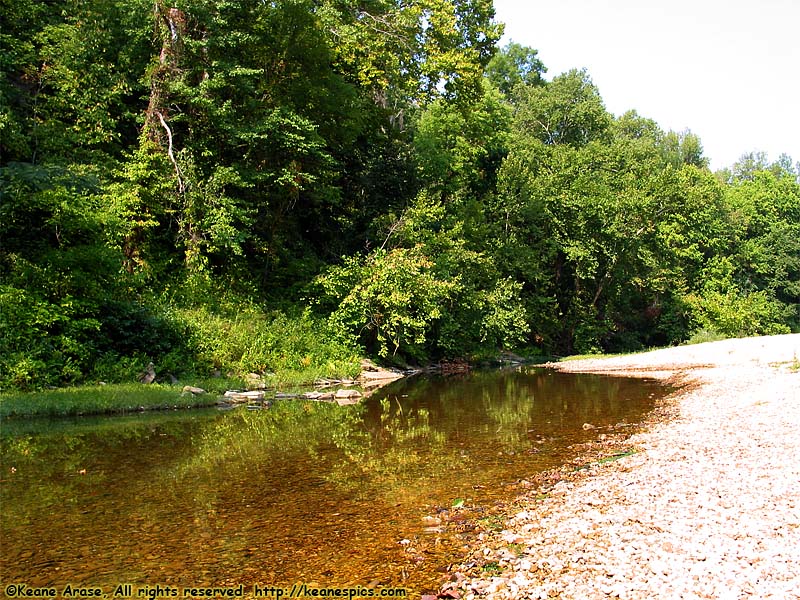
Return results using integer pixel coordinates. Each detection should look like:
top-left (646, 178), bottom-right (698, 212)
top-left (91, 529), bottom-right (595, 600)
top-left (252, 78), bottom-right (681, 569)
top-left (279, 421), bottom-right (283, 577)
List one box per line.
top-left (2, 0), bottom-right (151, 165)
top-left (512, 68), bottom-right (611, 147)
top-left (2, 0), bottom-right (798, 391)
top-left (314, 246), bottom-right (459, 360)
top-left (721, 164), bottom-right (800, 331)
top-left (413, 79), bottom-right (512, 201)
top-left (318, 0), bottom-right (503, 106)
top-left (314, 187), bottom-right (529, 361)
top-left (0, 162), bottom-right (140, 388)
top-left (485, 41), bottom-right (546, 98)
top-left (494, 88), bottom-right (753, 351)
top-left (661, 129), bottom-right (708, 168)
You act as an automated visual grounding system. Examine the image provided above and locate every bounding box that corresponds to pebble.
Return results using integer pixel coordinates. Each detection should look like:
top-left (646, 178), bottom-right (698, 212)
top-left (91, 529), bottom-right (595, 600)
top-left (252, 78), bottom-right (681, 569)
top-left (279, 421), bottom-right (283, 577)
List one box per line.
top-left (442, 335), bottom-right (800, 599)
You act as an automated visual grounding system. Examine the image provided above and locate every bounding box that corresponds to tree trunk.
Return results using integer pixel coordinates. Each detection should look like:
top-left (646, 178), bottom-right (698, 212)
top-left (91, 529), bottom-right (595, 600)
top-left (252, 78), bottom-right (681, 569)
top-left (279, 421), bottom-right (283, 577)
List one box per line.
top-left (123, 3), bottom-right (187, 274)
top-left (144, 3), bottom-right (185, 146)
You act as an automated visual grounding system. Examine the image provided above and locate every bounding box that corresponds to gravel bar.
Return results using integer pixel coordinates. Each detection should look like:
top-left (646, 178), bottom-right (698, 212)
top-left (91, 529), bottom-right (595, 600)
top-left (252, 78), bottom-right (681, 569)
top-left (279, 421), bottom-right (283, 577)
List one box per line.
top-left (441, 334), bottom-right (800, 599)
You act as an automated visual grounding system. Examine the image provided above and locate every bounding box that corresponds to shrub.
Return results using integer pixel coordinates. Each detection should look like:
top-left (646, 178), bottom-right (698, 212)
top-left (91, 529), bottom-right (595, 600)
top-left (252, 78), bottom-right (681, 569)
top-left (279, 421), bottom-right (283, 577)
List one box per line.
top-left (176, 304), bottom-right (361, 381)
top-left (313, 247), bottom-right (458, 361)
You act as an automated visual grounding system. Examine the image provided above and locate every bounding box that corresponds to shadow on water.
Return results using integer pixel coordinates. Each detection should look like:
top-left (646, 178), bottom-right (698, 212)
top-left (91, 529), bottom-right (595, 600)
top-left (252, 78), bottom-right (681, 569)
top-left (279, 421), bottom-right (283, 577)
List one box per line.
top-left (0, 368), bottom-right (668, 593)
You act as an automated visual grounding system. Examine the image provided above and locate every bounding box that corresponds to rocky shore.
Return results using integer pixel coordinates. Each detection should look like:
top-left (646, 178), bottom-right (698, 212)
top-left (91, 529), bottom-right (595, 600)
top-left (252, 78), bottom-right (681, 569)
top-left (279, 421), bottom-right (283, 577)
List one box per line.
top-left (440, 334), bottom-right (800, 599)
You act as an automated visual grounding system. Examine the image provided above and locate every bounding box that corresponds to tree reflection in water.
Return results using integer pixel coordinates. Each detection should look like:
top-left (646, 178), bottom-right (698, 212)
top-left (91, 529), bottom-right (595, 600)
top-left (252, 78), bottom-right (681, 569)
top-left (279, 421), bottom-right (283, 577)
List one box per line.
top-left (0, 369), bottom-right (666, 590)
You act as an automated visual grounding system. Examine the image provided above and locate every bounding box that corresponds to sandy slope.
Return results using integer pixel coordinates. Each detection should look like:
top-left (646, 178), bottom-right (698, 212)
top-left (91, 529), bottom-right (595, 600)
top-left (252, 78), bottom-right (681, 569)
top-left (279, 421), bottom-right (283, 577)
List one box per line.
top-left (443, 334), bottom-right (800, 599)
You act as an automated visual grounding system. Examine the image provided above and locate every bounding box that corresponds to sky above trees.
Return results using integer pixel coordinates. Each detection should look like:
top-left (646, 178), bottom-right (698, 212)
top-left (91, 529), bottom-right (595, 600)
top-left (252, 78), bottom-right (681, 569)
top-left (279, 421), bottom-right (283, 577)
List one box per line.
top-left (493, 0), bottom-right (800, 171)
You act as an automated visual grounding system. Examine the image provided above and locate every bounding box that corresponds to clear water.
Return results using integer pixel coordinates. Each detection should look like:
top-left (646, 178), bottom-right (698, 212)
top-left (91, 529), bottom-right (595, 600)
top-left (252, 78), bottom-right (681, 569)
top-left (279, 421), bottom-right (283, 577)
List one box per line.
top-left (0, 368), bottom-right (666, 594)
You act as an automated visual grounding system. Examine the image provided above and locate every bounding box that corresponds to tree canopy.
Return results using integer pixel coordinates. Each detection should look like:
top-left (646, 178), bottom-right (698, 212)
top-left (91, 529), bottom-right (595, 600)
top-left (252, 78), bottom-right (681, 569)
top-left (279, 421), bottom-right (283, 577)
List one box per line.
top-left (1, 1), bottom-right (797, 389)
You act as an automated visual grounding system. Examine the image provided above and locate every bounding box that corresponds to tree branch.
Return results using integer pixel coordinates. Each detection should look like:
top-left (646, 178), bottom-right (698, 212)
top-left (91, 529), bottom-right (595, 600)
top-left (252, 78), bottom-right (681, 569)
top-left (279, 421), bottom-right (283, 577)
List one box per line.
top-left (155, 110), bottom-right (184, 194)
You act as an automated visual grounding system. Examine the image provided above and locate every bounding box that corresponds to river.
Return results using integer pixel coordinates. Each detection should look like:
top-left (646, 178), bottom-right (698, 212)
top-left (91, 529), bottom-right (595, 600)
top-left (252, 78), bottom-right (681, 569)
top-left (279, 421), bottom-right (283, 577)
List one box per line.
top-left (0, 368), bottom-right (667, 596)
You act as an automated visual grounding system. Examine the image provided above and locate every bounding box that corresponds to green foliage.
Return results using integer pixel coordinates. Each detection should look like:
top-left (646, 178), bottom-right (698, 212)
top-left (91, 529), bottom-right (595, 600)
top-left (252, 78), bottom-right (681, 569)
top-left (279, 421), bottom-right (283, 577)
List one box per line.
top-left (177, 303), bottom-right (361, 382)
top-left (485, 41), bottom-right (546, 98)
top-left (494, 75), bottom-right (799, 353)
top-left (0, 284), bottom-right (92, 389)
top-left (315, 247), bottom-right (458, 360)
top-left (0, 383), bottom-right (212, 419)
top-left (414, 80), bottom-right (512, 199)
top-left (512, 69), bottom-right (611, 146)
top-left (686, 258), bottom-right (792, 338)
top-left (1, 0), bottom-right (797, 395)
top-left (474, 278), bottom-right (531, 348)
top-left (661, 130), bottom-right (709, 168)
top-left (724, 167), bottom-right (800, 325)
top-left (315, 182), bottom-right (530, 361)
top-left (319, 0), bottom-right (503, 104)
top-left (685, 329), bottom-right (728, 345)
top-left (0, 162), bottom-right (121, 389)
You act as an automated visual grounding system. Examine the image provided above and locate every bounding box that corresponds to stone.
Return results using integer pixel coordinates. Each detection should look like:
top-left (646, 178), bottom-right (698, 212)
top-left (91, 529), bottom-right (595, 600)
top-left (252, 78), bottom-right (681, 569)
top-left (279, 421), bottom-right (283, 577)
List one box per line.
top-left (335, 389), bottom-right (362, 406)
top-left (360, 369), bottom-right (404, 382)
top-left (360, 358), bottom-right (380, 371)
top-left (245, 372), bottom-right (267, 389)
top-left (223, 390), bottom-right (265, 402)
top-left (182, 386), bottom-right (206, 395)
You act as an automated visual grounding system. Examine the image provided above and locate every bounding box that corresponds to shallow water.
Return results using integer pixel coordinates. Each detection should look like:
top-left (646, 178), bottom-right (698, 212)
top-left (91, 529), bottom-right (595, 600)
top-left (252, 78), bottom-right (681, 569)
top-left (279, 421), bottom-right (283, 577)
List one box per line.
top-left (0, 368), bottom-right (666, 594)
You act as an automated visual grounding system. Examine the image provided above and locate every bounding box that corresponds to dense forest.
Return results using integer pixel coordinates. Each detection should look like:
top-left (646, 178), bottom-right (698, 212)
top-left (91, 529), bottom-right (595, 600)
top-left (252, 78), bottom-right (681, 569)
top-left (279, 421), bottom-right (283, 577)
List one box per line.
top-left (1, 0), bottom-right (799, 391)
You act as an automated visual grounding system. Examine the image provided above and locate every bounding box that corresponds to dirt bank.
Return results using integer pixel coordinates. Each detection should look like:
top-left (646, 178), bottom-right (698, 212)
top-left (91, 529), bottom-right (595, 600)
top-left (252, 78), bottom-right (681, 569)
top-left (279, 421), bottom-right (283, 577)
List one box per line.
top-left (441, 334), bottom-right (800, 599)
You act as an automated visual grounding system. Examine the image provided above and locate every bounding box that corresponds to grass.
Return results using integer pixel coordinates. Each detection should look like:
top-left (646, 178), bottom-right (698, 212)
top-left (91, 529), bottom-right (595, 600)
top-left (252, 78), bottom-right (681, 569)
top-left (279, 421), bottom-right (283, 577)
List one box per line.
top-left (769, 353), bottom-right (800, 373)
top-left (0, 383), bottom-right (219, 419)
top-left (0, 303), bottom-right (364, 419)
top-left (596, 448), bottom-right (639, 463)
top-left (478, 515), bottom-right (505, 532)
top-left (559, 351), bottom-right (632, 362)
top-left (507, 542), bottom-right (526, 557)
top-left (684, 329), bottom-right (728, 345)
top-left (0, 364), bottom-right (364, 419)
top-left (482, 561), bottom-right (501, 574)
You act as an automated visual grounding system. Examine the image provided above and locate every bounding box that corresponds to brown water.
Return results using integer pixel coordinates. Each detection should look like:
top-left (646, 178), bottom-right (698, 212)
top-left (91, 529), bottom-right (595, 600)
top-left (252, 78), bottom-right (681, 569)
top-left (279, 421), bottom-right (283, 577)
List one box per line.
top-left (0, 368), bottom-right (666, 595)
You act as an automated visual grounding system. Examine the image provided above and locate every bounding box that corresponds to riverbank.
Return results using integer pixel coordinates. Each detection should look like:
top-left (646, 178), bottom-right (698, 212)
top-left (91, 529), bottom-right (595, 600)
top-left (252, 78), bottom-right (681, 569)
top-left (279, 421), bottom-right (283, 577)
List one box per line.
top-left (0, 359), bottom-right (408, 419)
top-left (441, 334), bottom-right (800, 599)
top-left (0, 382), bottom-right (223, 418)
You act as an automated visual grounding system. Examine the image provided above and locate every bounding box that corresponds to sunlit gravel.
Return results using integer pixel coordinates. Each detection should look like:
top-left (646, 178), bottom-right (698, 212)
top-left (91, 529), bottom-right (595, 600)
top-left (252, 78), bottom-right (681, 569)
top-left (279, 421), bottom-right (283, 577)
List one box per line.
top-left (443, 335), bottom-right (800, 599)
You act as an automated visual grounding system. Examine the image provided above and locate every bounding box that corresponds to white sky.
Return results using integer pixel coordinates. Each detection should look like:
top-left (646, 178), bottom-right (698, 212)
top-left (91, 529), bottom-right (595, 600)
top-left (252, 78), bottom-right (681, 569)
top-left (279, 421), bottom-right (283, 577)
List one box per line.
top-left (492, 0), bottom-right (800, 171)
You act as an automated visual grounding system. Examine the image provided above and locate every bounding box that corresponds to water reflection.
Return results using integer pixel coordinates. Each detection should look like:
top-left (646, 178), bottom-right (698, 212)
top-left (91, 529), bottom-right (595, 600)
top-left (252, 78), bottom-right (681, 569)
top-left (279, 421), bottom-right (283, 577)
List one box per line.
top-left (0, 369), bottom-right (666, 592)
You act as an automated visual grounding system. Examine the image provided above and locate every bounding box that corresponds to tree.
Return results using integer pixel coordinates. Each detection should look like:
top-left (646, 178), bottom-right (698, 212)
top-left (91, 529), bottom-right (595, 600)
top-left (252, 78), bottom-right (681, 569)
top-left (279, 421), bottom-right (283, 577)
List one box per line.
top-left (318, 0), bottom-right (503, 107)
top-left (720, 163), bottom-right (800, 331)
top-left (661, 129), bottom-right (708, 168)
top-left (512, 68), bottom-right (611, 147)
top-left (495, 93), bottom-right (744, 352)
top-left (413, 80), bottom-right (512, 201)
top-left (485, 41), bottom-right (546, 98)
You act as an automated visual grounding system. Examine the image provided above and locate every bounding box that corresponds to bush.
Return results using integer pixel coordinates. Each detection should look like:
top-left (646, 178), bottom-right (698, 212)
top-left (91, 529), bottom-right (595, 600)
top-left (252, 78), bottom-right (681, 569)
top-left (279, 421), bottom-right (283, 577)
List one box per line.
top-left (313, 247), bottom-right (458, 361)
top-left (176, 304), bottom-right (361, 382)
top-left (685, 329), bottom-right (728, 345)
top-left (0, 284), bottom-right (99, 389)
